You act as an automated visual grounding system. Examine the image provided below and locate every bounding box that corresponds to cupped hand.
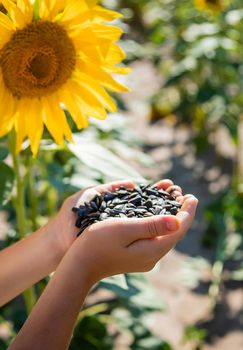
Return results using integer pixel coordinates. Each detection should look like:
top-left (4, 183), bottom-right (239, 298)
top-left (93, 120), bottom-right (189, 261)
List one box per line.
top-left (50, 180), bottom-right (136, 256)
top-left (67, 179), bottom-right (198, 284)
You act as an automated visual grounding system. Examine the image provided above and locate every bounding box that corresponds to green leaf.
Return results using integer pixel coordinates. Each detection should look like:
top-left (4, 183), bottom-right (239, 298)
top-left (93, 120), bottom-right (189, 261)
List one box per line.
top-left (100, 274), bottom-right (165, 311)
top-left (132, 335), bottom-right (171, 350)
top-left (231, 267), bottom-right (243, 281)
top-left (67, 135), bottom-right (145, 183)
top-left (70, 316), bottom-right (113, 350)
top-left (182, 23), bottom-right (219, 42)
top-left (125, 274), bottom-right (165, 311)
top-left (0, 148), bottom-right (8, 161)
top-left (0, 162), bottom-right (14, 205)
top-left (101, 275), bottom-right (128, 291)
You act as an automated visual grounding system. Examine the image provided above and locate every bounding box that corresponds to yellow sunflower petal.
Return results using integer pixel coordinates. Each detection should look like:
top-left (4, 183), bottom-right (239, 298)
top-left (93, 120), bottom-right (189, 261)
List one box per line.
top-left (0, 117), bottom-right (14, 137)
top-left (17, 0), bottom-right (33, 24)
top-left (78, 37), bottom-right (114, 61)
top-left (65, 80), bottom-right (107, 120)
top-left (59, 89), bottom-right (88, 129)
top-left (0, 108), bottom-right (15, 137)
top-left (14, 102), bottom-right (27, 153)
top-left (65, 79), bottom-right (107, 119)
top-left (104, 66), bottom-right (132, 75)
top-left (1, 0), bottom-right (31, 28)
top-left (69, 25), bottom-right (97, 43)
top-left (0, 11), bottom-right (15, 30)
top-left (42, 95), bottom-right (73, 145)
top-left (92, 23), bottom-right (123, 42)
top-left (84, 0), bottom-right (100, 8)
top-left (25, 99), bottom-right (44, 157)
top-left (63, 5), bottom-right (122, 30)
top-left (39, 0), bottom-right (68, 20)
top-left (71, 27), bottom-right (102, 62)
top-left (76, 59), bottom-right (129, 92)
top-left (58, 0), bottom-right (89, 24)
top-left (73, 68), bottom-right (117, 112)
top-left (105, 44), bottom-right (126, 65)
top-left (90, 6), bottom-right (122, 23)
top-left (0, 12), bottom-right (15, 47)
top-left (0, 73), bottom-right (15, 136)
top-left (76, 97), bottom-right (107, 120)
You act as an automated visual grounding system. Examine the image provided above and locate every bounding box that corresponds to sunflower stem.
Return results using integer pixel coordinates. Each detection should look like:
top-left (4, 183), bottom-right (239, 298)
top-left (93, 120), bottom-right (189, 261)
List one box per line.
top-left (27, 157), bottom-right (38, 232)
top-left (8, 130), bottom-right (36, 314)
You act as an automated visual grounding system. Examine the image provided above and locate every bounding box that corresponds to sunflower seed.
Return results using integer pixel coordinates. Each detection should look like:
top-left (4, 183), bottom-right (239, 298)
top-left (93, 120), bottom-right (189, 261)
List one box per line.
top-left (90, 201), bottom-right (98, 211)
top-left (104, 192), bottom-right (117, 201)
top-left (72, 184), bottom-right (183, 236)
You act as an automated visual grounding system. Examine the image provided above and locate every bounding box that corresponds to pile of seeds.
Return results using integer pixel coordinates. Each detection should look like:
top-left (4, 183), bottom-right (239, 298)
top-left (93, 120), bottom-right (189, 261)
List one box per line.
top-left (72, 184), bottom-right (182, 237)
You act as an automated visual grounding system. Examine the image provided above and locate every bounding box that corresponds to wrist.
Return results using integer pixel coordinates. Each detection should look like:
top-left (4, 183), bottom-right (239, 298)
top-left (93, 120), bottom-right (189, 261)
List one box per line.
top-left (38, 219), bottom-right (67, 271)
top-left (57, 247), bottom-right (97, 292)
top-left (64, 241), bottom-right (101, 288)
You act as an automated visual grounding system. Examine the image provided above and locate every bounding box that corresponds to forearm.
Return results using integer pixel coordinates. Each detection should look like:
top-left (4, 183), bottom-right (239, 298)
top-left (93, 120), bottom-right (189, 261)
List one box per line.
top-left (0, 220), bottom-right (64, 306)
top-left (8, 251), bottom-right (93, 350)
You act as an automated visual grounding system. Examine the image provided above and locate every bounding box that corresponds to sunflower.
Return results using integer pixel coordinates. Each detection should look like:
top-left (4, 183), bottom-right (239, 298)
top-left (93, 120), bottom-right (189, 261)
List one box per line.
top-left (0, 0), bottom-right (130, 156)
top-left (194, 0), bottom-right (228, 12)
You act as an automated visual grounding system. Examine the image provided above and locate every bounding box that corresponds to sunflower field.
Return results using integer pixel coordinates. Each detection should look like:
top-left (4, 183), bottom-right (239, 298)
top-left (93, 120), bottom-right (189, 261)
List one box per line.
top-left (0, 0), bottom-right (243, 349)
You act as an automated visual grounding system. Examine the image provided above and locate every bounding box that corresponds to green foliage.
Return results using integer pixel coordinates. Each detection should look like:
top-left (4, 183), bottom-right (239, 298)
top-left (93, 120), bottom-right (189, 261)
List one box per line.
top-left (0, 148), bottom-right (8, 162)
top-left (101, 274), bottom-right (165, 312)
top-left (0, 162), bottom-right (14, 206)
top-left (183, 326), bottom-right (207, 350)
top-left (109, 0), bottom-right (243, 145)
top-left (70, 316), bottom-right (113, 350)
top-left (204, 190), bottom-right (243, 281)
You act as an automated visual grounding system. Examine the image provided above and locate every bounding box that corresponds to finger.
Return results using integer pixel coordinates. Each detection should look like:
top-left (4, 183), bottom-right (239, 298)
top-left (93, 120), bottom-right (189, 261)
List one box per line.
top-left (172, 191), bottom-right (182, 199)
top-left (154, 179), bottom-right (174, 190)
top-left (67, 186), bottom-right (94, 208)
top-left (76, 180), bottom-right (135, 206)
top-left (95, 180), bottom-right (135, 193)
top-left (166, 185), bottom-right (182, 196)
top-left (111, 215), bottom-right (181, 245)
top-left (131, 196), bottom-right (198, 258)
top-left (175, 193), bottom-right (194, 206)
top-left (176, 195), bottom-right (198, 239)
top-left (130, 229), bottom-right (180, 259)
top-left (176, 195), bottom-right (184, 204)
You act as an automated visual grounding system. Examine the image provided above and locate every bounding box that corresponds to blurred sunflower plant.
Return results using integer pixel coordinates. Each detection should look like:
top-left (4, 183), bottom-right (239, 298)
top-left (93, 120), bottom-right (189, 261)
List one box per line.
top-left (194, 0), bottom-right (229, 12)
top-left (0, 0), bottom-right (129, 156)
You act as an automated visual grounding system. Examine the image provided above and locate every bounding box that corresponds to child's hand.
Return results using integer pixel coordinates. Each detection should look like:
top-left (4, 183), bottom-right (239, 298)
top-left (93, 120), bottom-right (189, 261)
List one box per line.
top-left (7, 179), bottom-right (197, 349)
top-left (64, 179), bottom-right (198, 285)
top-left (50, 180), bottom-right (135, 256)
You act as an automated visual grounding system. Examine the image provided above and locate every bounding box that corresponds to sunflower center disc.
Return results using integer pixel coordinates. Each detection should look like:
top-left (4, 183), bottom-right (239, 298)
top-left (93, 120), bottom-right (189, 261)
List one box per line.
top-left (0, 21), bottom-right (76, 99)
top-left (29, 52), bottom-right (55, 80)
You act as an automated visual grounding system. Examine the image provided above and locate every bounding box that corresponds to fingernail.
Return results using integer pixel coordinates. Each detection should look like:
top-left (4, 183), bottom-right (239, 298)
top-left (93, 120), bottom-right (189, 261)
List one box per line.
top-left (185, 194), bottom-right (196, 199)
top-left (166, 219), bottom-right (179, 231)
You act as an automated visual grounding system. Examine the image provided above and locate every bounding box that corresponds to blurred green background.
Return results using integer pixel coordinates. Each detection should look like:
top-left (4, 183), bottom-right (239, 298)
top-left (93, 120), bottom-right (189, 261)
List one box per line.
top-left (0, 0), bottom-right (243, 349)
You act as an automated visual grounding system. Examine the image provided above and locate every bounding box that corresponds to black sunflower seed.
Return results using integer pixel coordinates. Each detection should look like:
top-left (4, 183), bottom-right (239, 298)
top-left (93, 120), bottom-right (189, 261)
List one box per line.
top-left (100, 201), bottom-right (107, 210)
top-left (104, 192), bottom-right (117, 201)
top-left (90, 201), bottom-right (98, 211)
top-left (144, 200), bottom-right (153, 209)
top-left (72, 183), bottom-right (183, 236)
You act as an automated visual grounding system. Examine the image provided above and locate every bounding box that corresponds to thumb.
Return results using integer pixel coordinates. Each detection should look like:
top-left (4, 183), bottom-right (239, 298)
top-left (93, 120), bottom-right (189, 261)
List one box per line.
top-left (116, 215), bottom-right (180, 245)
